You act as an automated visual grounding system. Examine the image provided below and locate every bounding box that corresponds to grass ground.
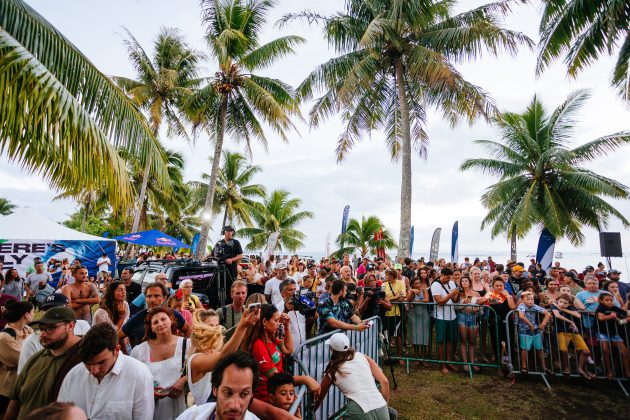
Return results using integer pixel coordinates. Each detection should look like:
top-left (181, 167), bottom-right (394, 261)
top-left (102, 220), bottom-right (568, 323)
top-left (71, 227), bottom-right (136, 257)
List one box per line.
top-left (385, 363), bottom-right (630, 419)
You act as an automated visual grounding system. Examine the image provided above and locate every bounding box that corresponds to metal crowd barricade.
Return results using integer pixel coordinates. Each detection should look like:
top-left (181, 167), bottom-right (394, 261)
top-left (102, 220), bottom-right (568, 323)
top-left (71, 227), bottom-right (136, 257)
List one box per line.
top-left (289, 315), bottom-right (382, 420)
top-left (504, 307), bottom-right (630, 395)
top-left (384, 302), bottom-right (501, 376)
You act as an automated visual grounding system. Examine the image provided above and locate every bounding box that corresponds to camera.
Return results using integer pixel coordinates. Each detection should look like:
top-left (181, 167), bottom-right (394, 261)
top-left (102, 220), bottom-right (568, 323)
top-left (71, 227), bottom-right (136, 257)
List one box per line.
top-left (290, 291), bottom-right (317, 316)
top-left (457, 286), bottom-right (465, 293)
top-left (364, 287), bottom-right (386, 300)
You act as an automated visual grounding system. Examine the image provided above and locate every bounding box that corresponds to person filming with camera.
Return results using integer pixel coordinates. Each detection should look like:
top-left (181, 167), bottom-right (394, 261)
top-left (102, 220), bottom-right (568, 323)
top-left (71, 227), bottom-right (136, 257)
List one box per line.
top-left (213, 225), bottom-right (243, 292)
top-left (357, 274), bottom-right (391, 320)
top-left (276, 279), bottom-right (309, 349)
top-left (318, 280), bottom-right (370, 336)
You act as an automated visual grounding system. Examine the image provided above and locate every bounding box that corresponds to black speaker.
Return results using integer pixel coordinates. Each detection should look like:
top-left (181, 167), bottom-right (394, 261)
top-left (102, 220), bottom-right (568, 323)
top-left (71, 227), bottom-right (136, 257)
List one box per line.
top-left (599, 232), bottom-right (622, 257)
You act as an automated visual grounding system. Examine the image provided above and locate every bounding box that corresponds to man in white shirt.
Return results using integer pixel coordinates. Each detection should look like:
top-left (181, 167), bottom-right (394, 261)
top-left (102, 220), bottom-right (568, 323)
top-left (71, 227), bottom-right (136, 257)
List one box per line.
top-left (264, 262), bottom-right (288, 307)
top-left (58, 324), bottom-right (154, 420)
top-left (276, 279), bottom-right (306, 349)
top-left (292, 261), bottom-right (307, 284)
top-left (430, 267), bottom-right (460, 374)
top-left (177, 351), bottom-right (260, 420)
top-left (96, 253), bottom-right (111, 287)
top-left (24, 261), bottom-right (53, 298)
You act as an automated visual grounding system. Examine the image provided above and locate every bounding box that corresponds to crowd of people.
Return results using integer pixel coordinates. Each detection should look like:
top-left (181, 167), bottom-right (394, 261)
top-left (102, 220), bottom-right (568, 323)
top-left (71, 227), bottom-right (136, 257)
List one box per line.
top-left (1, 232), bottom-right (630, 419)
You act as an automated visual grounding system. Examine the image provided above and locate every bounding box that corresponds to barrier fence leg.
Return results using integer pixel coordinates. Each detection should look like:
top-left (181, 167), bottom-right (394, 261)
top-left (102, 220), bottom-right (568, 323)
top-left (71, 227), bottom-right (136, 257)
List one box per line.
top-left (616, 379), bottom-right (630, 397)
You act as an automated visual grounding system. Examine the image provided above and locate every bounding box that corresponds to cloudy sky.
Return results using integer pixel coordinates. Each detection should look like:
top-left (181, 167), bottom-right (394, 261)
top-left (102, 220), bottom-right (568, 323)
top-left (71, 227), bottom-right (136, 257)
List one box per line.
top-left (2, 0), bottom-right (629, 258)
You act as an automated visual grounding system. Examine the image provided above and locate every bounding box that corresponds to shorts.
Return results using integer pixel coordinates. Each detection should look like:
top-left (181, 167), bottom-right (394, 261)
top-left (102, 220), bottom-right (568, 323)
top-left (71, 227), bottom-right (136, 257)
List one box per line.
top-left (519, 333), bottom-right (543, 350)
top-left (457, 312), bottom-right (478, 327)
top-left (385, 315), bottom-right (404, 337)
top-left (345, 400), bottom-right (389, 420)
top-left (557, 332), bottom-right (589, 352)
top-left (596, 332), bottom-right (624, 343)
top-left (436, 319), bottom-right (459, 343)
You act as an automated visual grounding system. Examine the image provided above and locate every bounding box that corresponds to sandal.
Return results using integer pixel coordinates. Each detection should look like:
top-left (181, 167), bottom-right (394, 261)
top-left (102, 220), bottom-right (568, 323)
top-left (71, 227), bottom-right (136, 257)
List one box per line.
top-left (440, 365), bottom-right (449, 374)
top-left (521, 368), bottom-right (529, 375)
top-left (562, 369), bottom-right (570, 377)
top-left (578, 371), bottom-right (591, 380)
top-left (543, 368), bottom-right (553, 375)
top-left (472, 366), bottom-right (481, 373)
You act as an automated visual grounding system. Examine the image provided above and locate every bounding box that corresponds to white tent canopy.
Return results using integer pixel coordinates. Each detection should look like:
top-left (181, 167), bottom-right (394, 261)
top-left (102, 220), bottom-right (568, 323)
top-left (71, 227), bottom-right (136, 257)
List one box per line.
top-left (0, 208), bottom-right (114, 241)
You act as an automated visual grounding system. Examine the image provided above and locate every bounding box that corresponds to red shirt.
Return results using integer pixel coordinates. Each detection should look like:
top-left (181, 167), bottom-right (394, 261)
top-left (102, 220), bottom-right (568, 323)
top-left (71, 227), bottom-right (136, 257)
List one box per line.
top-left (251, 338), bottom-right (283, 402)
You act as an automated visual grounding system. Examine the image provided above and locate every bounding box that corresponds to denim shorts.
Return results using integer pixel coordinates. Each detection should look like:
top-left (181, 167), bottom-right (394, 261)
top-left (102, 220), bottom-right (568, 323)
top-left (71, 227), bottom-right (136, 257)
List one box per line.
top-left (596, 332), bottom-right (624, 343)
top-left (457, 312), bottom-right (478, 327)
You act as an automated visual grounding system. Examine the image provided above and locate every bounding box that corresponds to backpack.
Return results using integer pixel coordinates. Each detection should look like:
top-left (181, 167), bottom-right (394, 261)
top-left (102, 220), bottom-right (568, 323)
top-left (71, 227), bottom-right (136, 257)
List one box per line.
top-left (0, 328), bottom-right (17, 338)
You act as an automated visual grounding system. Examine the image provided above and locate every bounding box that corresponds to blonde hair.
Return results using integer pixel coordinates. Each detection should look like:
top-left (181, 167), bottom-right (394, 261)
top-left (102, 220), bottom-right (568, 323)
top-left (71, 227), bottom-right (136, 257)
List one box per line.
top-left (245, 293), bottom-right (266, 306)
top-left (190, 309), bottom-right (223, 353)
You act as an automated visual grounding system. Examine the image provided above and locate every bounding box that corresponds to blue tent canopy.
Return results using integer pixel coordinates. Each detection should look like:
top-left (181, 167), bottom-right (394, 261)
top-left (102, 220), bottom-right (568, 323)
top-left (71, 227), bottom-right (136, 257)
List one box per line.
top-left (114, 230), bottom-right (191, 249)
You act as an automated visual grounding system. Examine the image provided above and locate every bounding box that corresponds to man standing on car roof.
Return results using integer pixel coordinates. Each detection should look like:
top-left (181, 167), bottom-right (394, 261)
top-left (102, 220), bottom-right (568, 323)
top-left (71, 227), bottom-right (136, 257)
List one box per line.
top-left (213, 226), bottom-right (243, 292)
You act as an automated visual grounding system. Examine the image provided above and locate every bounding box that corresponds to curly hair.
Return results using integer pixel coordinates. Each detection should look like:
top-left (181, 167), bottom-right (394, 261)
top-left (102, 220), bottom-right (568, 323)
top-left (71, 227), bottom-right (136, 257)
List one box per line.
top-left (143, 307), bottom-right (178, 341)
top-left (100, 281), bottom-right (125, 325)
top-left (190, 309), bottom-right (223, 353)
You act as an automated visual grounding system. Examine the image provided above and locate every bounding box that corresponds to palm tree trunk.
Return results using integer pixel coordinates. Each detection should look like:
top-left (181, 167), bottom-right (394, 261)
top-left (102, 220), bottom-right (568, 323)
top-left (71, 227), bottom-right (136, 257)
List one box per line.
top-left (394, 59), bottom-right (412, 261)
top-left (222, 206), bottom-right (229, 230)
top-left (196, 95), bottom-right (228, 259)
top-left (81, 197), bottom-right (91, 233)
top-left (124, 155), bottom-right (151, 259)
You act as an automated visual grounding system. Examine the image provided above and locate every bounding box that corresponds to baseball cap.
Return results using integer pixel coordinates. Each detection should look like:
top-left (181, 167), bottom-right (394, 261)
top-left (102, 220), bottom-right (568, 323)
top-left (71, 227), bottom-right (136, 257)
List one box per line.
top-left (276, 262), bottom-right (288, 270)
top-left (394, 263), bottom-right (403, 270)
top-left (609, 269), bottom-right (622, 275)
top-left (30, 307), bottom-right (76, 326)
top-left (366, 263), bottom-right (376, 271)
top-left (511, 265), bottom-right (525, 273)
top-left (41, 293), bottom-right (70, 309)
top-left (325, 333), bottom-right (350, 352)
top-left (307, 262), bottom-right (316, 269)
top-left (223, 225), bottom-right (235, 232)
top-left (584, 265), bottom-right (595, 271)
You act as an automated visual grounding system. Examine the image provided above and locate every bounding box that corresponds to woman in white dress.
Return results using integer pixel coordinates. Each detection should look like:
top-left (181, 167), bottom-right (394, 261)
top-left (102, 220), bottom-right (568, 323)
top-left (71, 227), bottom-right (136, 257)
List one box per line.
top-left (92, 281), bottom-right (129, 331)
top-left (187, 307), bottom-right (259, 405)
top-left (130, 307), bottom-right (188, 419)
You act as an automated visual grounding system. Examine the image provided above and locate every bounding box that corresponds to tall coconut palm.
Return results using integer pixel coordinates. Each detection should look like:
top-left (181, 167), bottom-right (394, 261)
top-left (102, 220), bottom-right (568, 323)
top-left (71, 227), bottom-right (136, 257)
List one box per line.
top-left (189, 151), bottom-right (266, 228)
top-left (0, 0), bottom-right (170, 207)
top-left (333, 215), bottom-right (396, 258)
top-left (114, 27), bottom-right (203, 235)
top-left (281, 0), bottom-right (533, 260)
top-left (0, 198), bottom-right (16, 216)
top-left (460, 90), bottom-right (630, 245)
top-left (537, 0), bottom-right (630, 101)
top-left (238, 190), bottom-right (313, 252)
top-left (188, 0), bottom-right (303, 258)
top-left (54, 188), bottom-right (109, 233)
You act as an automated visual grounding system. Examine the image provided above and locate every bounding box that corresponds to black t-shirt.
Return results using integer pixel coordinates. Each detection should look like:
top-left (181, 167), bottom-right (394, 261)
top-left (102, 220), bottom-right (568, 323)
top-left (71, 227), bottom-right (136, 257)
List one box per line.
top-left (125, 281), bottom-right (142, 304)
top-left (403, 267), bottom-right (415, 282)
top-left (214, 239), bottom-right (243, 279)
top-left (595, 304), bottom-right (627, 335)
top-left (551, 304), bottom-right (580, 333)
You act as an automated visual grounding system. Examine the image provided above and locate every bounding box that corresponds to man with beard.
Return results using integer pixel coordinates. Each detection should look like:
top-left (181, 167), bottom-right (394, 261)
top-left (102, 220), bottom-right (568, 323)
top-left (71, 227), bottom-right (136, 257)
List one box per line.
top-left (217, 281), bottom-right (248, 340)
top-left (177, 351), bottom-right (260, 420)
top-left (3, 307), bottom-right (81, 420)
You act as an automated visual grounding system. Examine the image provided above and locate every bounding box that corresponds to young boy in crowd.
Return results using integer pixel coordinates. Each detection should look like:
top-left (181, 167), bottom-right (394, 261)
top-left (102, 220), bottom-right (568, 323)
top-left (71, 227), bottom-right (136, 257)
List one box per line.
top-left (595, 291), bottom-right (630, 379)
top-left (517, 291), bottom-right (551, 373)
top-left (551, 293), bottom-right (593, 379)
top-left (268, 372), bottom-right (301, 418)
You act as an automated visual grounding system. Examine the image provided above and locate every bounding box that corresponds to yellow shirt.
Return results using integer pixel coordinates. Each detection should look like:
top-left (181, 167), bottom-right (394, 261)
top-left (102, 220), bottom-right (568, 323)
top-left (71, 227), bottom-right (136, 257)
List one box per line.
top-left (382, 280), bottom-right (406, 316)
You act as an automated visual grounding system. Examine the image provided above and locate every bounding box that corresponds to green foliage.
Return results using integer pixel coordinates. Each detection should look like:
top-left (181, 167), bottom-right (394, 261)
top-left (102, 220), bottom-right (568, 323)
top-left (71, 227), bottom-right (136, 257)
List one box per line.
top-left (460, 90), bottom-right (630, 245)
top-left (189, 150), bottom-right (266, 227)
top-left (538, 0), bottom-right (630, 101)
top-left (238, 190), bottom-right (313, 252)
top-left (0, 198), bottom-right (16, 216)
top-left (63, 212), bottom-right (125, 238)
top-left (0, 0), bottom-right (172, 208)
top-left (333, 215), bottom-right (396, 257)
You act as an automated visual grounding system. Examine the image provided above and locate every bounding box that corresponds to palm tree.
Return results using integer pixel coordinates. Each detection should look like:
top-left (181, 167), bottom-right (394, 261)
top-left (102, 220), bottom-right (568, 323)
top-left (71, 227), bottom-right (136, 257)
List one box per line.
top-left (0, 198), bottom-right (16, 216)
top-left (0, 0), bottom-right (171, 207)
top-left (114, 27), bottom-right (203, 235)
top-left (333, 215), bottom-right (396, 258)
top-left (537, 0), bottom-right (630, 101)
top-left (188, 0), bottom-right (303, 258)
top-left (460, 90), bottom-right (630, 245)
top-left (189, 151), bottom-right (266, 228)
top-left (54, 189), bottom-right (109, 233)
top-left (281, 0), bottom-right (533, 260)
top-left (238, 190), bottom-right (313, 252)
